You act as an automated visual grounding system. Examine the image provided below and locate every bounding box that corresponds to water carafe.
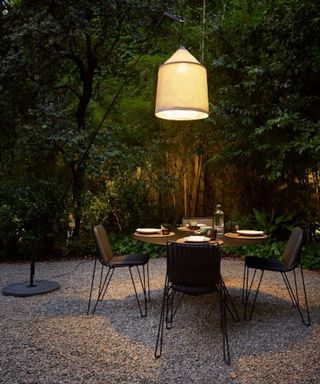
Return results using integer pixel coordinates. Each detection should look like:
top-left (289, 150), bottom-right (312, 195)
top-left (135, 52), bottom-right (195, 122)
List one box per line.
top-left (214, 204), bottom-right (224, 239)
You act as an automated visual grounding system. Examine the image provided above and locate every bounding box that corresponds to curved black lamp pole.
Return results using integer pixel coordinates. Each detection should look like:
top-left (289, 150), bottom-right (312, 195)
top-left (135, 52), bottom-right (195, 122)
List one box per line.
top-left (61, 12), bottom-right (184, 204)
top-left (2, 12), bottom-right (183, 298)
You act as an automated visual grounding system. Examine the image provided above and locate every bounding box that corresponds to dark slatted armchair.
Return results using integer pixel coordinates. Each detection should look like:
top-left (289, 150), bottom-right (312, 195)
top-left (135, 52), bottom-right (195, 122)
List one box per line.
top-left (155, 241), bottom-right (239, 364)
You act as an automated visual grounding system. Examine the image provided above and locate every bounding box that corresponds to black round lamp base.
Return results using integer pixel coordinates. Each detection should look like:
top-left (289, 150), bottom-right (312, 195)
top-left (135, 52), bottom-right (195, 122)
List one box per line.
top-left (2, 280), bottom-right (60, 297)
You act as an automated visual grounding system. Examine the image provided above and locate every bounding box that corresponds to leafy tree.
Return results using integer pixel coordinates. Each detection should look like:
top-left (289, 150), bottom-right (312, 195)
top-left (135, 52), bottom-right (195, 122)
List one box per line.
top-left (1, 0), bottom-right (320, 261)
top-left (206, 0), bottom-right (320, 222)
top-left (0, 0), bottom-right (175, 256)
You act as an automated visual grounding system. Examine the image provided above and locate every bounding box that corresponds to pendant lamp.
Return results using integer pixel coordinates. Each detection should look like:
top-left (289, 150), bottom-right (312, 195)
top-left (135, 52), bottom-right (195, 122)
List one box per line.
top-left (155, 46), bottom-right (209, 121)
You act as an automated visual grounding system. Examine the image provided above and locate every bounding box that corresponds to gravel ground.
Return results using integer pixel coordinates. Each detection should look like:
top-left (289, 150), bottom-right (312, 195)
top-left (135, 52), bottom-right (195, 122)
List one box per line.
top-left (0, 256), bottom-right (319, 384)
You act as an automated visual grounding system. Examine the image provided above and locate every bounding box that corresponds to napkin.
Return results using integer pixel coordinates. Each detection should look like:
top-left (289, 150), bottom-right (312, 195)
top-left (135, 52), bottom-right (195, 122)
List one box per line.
top-left (187, 236), bottom-right (208, 242)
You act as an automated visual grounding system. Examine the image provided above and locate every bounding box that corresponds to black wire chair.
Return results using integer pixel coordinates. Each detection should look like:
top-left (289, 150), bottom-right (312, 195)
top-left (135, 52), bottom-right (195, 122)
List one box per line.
top-left (155, 241), bottom-right (239, 364)
top-left (243, 227), bottom-right (310, 326)
top-left (87, 224), bottom-right (150, 317)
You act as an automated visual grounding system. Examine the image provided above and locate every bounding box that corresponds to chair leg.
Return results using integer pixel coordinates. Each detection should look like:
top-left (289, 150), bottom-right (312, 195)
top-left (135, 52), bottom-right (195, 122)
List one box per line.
top-left (219, 283), bottom-right (230, 365)
top-left (281, 268), bottom-right (311, 326)
top-left (155, 282), bottom-right (184, 358)
top-left (220, 280), bottom-right (240, 322)
top-left (98, 263), bottom-right (105, 300)
top-left (281, 272), bottom-right (298, 307)
top-left (129, 265), bottom-right (148, 317)
top-left (138, 264), bottom-right (149, 315)
top-left (87, 257), bottom-right (113, 315)
top-left (87, 256), bottom-right (98, 315)
top-left (165, 287), bottom-right (174, 329)
top-left (244, 268), bottom-right (264, 321)
top-left (243, 264), bottom-right (251, 310)
top-left (146, 262), bottom-right (151, 302)
top-left (299, 267), bottom-right (311, 326)
top-left (166, 288), bottom-right (184, 330)
top-left (156, 282), bottom-right (231, 363)
top-left (155, 276), bottom-right (169, 358)
top-left (90, 267), bottom-right (114, 315)
top-left (242, 262), bottom-right (246, 304)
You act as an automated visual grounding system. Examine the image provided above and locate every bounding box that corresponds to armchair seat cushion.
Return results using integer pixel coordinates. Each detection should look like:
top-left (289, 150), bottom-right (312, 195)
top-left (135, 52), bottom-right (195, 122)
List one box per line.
top-left (109, 253), bottom-right (149, 268)
top-left (245, 256), bottom-right (294, 272)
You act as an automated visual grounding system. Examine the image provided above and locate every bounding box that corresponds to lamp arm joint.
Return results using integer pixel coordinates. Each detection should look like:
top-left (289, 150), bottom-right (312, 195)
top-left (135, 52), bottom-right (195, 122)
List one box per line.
top-left (164, 11), bottom-right (184, 24)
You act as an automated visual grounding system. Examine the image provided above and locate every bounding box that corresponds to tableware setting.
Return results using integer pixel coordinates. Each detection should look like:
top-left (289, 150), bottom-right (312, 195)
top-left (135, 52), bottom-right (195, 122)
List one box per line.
top-left (134, 227), bottom-right (175, 238)
top-left (176, 236), bottom-right (224, 245)
top-left (135, 228), bottom-right (161, 235)
top-left (236, 229), bottom-right (265, 237)
top-left (224, 230), bottom-right (268, 243)
top-left (199, 226), bottom-right (217, 240)
top-left (186, 222), bottom-right (207, 228)
top-left (186, 235), bottom-right (211, 243)
top-left (179, 223), bottom-right (207, 231)
top-left (187, 220), bottom-right (199, 230)
top-left (161, 223), bottom-right (171, 235)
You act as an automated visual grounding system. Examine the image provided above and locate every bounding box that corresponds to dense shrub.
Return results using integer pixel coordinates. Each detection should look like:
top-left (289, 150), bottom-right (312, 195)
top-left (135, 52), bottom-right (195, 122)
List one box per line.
top-left (0, 180), bottom-right (66, 260)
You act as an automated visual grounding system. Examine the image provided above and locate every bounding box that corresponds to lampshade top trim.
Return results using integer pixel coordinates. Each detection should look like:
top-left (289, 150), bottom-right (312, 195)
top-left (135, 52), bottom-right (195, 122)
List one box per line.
top-left (164, 46), bottom-right (200, 64)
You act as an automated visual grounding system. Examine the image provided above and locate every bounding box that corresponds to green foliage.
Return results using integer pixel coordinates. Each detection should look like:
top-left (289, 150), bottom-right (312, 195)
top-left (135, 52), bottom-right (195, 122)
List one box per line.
top-left (225, 240), bottom-right (286, 260)
top-left (82, 191), bottom-right (111, 231)
top-left (252, 208), bottom-right (295, 240)
top-left (108, 233), bottom-right (164, 259)
top-left (0, 180), bottom-right (66, 260)
top-left (207, 0), bottom-right (320, 215)
top-left (225, 210), bottom-right (252, 232)
top-left (0, 0), bottom-right (320, 266)
top-left (225, 239), bottom-right (320, 270)
top-left (301, 242), bottom-right (320, 269)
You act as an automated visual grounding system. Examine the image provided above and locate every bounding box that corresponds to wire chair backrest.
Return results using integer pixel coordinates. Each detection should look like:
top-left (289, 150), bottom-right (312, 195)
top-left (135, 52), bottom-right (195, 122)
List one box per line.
top-left (182, 217), bottom-right (214, 227)
top-left (167, 242), bottom-right (221, 294)
top-left (93, 224), bottom-right (113, 264)
top-left (282, 227), bottom-right (306, 269)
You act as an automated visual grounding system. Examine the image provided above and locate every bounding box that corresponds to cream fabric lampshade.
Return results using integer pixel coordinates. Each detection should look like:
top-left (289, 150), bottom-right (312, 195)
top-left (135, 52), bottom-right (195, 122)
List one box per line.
top-left (155, 46), bottom-right (209, 121)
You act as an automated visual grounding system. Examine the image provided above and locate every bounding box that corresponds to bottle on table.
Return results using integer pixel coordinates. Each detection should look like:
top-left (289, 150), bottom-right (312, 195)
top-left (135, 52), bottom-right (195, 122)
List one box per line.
top-left (214, 204), bottom-right (224, 239)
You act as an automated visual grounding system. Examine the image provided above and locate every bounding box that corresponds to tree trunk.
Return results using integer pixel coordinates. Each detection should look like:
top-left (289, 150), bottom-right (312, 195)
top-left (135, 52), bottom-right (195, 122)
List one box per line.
top-left (70, 36), bottom-right (97, 239)
top-left (183, 172), bottom-right (188, 219)
top-left (72, 167), bottom-right (85, 238)
top-left (191, 155), bottom-right (203, 216)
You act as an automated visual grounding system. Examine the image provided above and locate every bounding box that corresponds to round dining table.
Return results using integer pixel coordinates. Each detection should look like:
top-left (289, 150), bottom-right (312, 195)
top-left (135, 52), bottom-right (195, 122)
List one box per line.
top-left (132, 229), bottom-right (268, 247)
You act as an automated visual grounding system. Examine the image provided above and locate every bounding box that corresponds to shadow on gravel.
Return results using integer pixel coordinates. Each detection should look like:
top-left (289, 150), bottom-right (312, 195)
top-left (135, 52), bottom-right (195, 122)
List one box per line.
top-left (38, 285), bottom-right (316, 361)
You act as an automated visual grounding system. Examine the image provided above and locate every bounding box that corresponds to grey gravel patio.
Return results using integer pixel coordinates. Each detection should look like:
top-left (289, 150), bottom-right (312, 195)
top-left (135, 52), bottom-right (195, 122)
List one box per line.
top-left (1, 256), bottom-right (319, 384)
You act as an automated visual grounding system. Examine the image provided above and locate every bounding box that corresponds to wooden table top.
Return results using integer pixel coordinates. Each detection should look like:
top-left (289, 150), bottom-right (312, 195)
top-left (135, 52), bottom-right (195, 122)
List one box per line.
top-left (132, 231), bottom-right (180, 245)
top-left (132, 230), bottom-right (268, 247)
top-left (223, 232), bottom-right (268, 246)
top-left (224, 232), bottom-right (268, 240)
top-left (133, 231), bottom-right (175, 238)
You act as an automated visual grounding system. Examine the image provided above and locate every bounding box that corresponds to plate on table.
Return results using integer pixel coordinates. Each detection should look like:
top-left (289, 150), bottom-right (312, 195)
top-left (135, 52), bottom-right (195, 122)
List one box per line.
top-left (237, 230), bottom-right (264, 237)
top-left (136, 228), bottom-right (160, 235)
top-left (186, 236), bottom-right (210, 243)
top-left (186, 223), bottom-right (206, 228)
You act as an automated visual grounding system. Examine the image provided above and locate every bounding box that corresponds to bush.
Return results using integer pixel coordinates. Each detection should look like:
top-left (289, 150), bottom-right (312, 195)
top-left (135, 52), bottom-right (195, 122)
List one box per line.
top-left (0, 180), bottom-right (66, 260)
top-left (109, 232), bottom-right (164, 259)
top-left (224, 240), bottom-right (286, 260)
top-left (224, 239), bottom-right (320, 270)
top-left (251, 209), bottom-right (295, 240)
top-left (301, 242), bottom-right (320, 270)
